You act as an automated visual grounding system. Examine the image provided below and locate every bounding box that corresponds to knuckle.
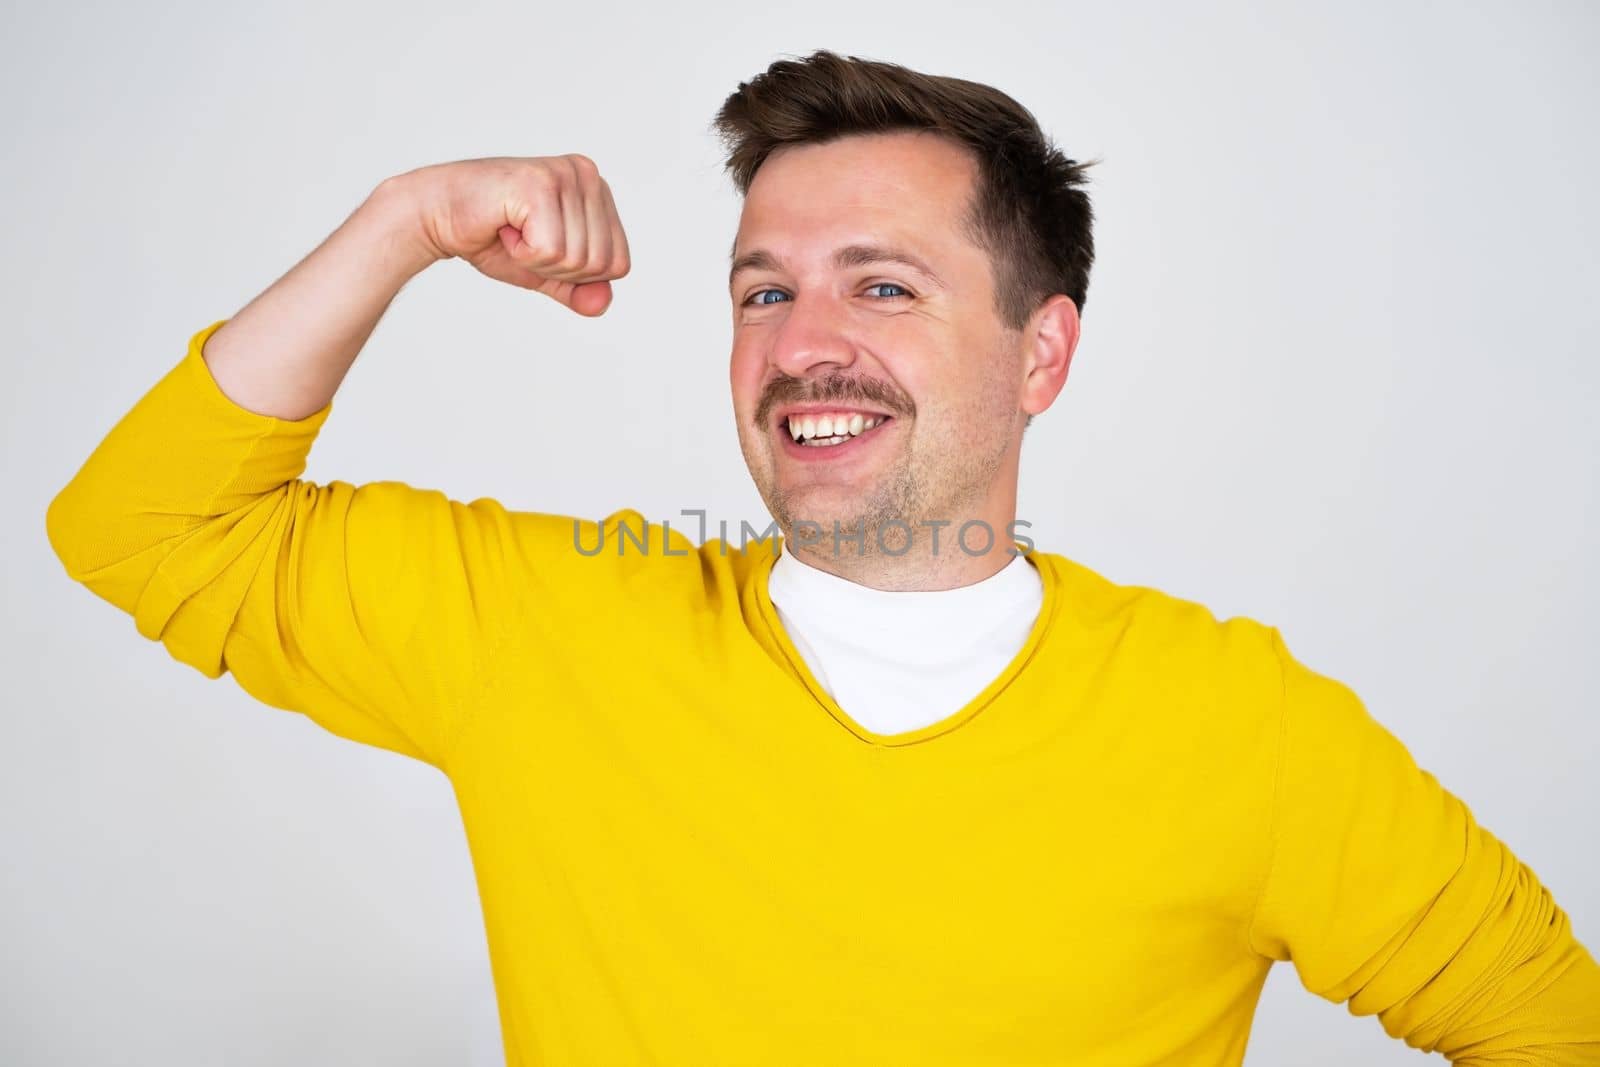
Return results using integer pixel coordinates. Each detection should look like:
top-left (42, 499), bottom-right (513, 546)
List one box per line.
top-left (564, 152), bottom-right (599, 178)
top-left (524, 165), bottom-right (559, 199)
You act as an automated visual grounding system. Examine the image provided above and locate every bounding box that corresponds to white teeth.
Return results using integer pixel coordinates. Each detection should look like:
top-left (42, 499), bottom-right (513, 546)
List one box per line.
top-left (785, 412), bottom-right (890, 442)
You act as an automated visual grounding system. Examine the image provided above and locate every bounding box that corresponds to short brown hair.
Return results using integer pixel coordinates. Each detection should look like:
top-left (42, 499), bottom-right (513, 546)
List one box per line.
top-left (711, 49), bottom-right (1097, 333)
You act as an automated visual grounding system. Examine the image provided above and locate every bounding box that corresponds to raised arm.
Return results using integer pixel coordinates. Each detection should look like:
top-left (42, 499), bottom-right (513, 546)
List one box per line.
top-left (45, 155), bottom-right (633, 773)
top-left (201, 154), bottom-right (628, 421)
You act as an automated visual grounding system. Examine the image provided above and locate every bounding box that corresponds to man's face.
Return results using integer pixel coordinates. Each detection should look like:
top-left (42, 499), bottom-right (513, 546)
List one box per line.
top-left (729, 130), bottom-right (1028, 553)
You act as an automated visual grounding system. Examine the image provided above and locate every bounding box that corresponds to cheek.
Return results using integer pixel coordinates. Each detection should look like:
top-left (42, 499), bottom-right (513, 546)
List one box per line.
top-left (912, 355), bottom-right (1012, 435)
top-left (729, 348), bottom-right (763, 412)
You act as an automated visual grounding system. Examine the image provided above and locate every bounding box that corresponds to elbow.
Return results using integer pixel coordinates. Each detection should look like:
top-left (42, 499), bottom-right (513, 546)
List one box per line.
top-left (45, 480), bottom-right (89, 578)
top-left (45, 476), bottom-right (115, 581)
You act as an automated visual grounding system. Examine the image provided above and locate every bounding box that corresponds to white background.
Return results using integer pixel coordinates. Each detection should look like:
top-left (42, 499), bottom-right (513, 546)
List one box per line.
top-left (4, 1), bottom-right (1596, 1063)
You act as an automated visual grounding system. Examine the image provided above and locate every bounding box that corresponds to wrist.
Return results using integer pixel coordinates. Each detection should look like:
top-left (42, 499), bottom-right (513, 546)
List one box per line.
top-left (357, 172), bottom-right (447, 279)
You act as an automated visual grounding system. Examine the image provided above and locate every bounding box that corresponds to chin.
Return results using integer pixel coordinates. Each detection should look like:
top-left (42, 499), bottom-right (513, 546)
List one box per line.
top-left (775, 484), bottom-right (887, 536)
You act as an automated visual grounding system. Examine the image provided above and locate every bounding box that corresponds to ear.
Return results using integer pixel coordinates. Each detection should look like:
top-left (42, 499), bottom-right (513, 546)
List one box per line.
top-left (1019, 294), bottom-right (1080, 417)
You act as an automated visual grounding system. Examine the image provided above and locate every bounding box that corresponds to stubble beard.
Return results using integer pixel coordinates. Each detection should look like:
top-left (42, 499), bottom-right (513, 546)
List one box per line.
top-left (768, 456), bottom-right (927, 560)
top-left (747, 414), bottom-right (1014, 564)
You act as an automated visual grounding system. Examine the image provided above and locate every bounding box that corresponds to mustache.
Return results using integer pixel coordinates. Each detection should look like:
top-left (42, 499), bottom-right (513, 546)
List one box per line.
top-left (753, 372), bottom-right (915, 429)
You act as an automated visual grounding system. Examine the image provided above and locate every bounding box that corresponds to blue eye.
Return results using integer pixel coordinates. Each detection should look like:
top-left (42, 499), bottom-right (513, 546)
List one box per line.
top-left (741, 283), bottom-right (912, 306)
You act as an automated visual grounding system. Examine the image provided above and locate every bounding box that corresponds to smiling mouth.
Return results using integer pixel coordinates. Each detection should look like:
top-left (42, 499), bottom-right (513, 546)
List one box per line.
top-left (782, 412), bottom-right (894, 447)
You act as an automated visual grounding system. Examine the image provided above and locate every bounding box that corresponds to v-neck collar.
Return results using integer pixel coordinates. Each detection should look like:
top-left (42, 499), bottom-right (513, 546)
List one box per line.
top-left (748, 539), bottom-right (1062, 749)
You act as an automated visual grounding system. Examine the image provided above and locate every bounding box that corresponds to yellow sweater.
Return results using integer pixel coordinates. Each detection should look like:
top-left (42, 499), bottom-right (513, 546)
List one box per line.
top-left (46, 320), bottom-right (1600, 1066)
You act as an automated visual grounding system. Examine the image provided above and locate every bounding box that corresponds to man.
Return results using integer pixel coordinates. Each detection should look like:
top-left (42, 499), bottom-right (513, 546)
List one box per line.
top-left (45, 49), bottom-right (1600, 1066)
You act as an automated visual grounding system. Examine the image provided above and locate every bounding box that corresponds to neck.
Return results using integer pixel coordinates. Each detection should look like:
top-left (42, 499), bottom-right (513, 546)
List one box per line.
top-left (782, 492), bottom-right (1026, 591)
top-left (786, 537), bottom-right (1024, 591)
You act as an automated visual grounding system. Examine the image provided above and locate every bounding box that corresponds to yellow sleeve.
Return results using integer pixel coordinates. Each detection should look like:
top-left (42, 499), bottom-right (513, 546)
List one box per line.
top-left (44, 320), bottom-right (581, 772)
top-left (1247, 627), bottom-right (1600, 1063)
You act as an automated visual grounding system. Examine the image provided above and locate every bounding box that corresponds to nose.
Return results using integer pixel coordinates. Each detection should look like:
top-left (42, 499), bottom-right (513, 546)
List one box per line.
top-left (766, 290), bottom-right (859, 380)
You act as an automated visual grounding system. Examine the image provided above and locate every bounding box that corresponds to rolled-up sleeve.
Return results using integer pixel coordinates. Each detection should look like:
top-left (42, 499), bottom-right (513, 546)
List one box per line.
top-left (1247, 627), bottom-right (1600, 1063)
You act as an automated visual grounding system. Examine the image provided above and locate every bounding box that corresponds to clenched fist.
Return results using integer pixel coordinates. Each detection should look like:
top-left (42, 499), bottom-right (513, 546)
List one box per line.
top-left (392, 155), bottom-right (632, 317)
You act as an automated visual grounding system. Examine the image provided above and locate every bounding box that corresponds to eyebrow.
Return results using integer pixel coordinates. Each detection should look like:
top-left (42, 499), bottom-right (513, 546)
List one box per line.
top-left (728, 243), bottom-right (948, 292)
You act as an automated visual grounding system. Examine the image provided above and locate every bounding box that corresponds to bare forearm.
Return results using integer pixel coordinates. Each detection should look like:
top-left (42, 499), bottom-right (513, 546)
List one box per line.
top-left (200, 176), bottom-right (439, 421)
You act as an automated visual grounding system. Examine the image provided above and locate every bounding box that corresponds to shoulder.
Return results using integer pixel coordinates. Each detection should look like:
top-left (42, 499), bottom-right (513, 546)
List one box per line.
top-left (546, 506), bottom-right (771, 610)
top-left (1035, 550), bottom-right (1284, 710)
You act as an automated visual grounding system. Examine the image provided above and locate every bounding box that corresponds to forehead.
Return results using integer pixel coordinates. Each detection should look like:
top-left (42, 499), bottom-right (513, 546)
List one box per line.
top-left (733, 131), bottom-right (979, 256)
